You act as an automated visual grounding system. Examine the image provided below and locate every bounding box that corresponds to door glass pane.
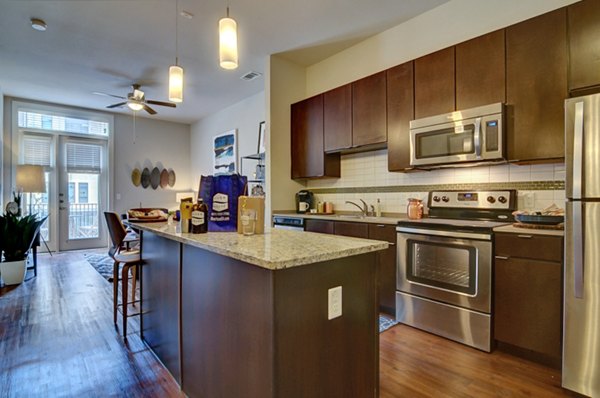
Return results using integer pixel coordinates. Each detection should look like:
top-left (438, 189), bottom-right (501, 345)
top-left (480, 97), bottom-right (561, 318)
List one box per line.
top-left (23, 172), bottom-right (50, 241)
top-left (407, 240), bottom-right (476, 295)
top-left (68, 173), bottom-right (99, 240)
top-left (415, 124), bottom-right (475, 159)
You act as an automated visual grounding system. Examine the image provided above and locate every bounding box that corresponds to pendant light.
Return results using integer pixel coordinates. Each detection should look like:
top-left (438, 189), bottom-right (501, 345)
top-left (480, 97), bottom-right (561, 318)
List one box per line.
top-left (169, 0), bottom-right (184, 102)
top-left (219, 6), bottom-right (238, 70)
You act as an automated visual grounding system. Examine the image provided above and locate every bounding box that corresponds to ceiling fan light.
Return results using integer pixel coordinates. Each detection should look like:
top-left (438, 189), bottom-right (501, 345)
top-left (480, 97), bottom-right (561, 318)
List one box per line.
top-left (169, 65), bottom-right (184, 103)
top-left (219, 16), bottom-right (238, 70)
top-left (127, 100), bottom-right (144, 111)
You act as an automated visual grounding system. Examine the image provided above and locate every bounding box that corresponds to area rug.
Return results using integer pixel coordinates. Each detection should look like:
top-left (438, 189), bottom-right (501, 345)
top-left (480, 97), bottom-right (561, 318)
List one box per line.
top-left (379, 315), bottom-right (398, 333)
top-left (84, 253), bottom-right (115, 282)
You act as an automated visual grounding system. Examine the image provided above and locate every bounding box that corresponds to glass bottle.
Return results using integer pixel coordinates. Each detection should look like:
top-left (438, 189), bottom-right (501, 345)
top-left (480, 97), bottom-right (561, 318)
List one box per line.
top-left (191, 199), bottom-right (208, 234)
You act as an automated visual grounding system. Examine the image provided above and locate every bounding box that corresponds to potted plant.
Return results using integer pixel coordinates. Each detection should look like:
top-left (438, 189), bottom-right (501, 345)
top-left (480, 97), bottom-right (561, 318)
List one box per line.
top-left (0, 213), bottom-right (46, 285)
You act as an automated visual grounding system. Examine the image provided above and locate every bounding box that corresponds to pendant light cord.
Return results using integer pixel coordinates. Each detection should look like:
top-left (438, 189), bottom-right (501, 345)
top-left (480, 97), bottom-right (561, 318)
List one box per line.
top-left (175, 0), bottom-right (179, 65)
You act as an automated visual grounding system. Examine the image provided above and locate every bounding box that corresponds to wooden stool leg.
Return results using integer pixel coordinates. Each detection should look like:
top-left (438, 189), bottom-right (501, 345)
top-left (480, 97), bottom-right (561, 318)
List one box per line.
top-left (131, 264), bottom-right (137, 306)
top-left (113, 261), bottom-right (119, 325)
top-left (121, 264), bottom-right (131, 338)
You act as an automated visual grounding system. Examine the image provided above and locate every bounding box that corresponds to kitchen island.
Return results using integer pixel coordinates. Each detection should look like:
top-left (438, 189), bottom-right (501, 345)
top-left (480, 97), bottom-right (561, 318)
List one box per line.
top-left (130, 221), bottom-right (388, 398)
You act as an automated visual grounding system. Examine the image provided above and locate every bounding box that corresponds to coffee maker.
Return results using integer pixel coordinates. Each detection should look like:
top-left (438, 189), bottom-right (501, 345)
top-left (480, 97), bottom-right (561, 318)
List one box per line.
top-left (295, 190), bottom-right (314, 214)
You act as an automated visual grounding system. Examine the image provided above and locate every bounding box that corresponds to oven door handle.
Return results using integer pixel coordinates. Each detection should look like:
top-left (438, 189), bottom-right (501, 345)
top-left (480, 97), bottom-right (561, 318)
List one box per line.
top-left (396, 226), bottom-right (491, 241)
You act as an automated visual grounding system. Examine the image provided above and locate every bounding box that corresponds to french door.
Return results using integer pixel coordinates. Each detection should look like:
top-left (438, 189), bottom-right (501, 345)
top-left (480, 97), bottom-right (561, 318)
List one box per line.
top-left (21, 134), bottom-right (108, 252)
top-left (57, 136), bottom-right (108, 250)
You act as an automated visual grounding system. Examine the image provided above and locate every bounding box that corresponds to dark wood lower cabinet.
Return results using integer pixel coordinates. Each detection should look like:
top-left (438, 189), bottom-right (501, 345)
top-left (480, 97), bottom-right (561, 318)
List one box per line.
top-left (305, 218), bottom-right (334, 234)
top-left (368, 224), bottom-right (397, 316)
top-left (334, 221), bottom-right (368, 238)
top-left (494, 233), bottom-right (563, 367)
top-left (141, 231), bottom-right (182, 384)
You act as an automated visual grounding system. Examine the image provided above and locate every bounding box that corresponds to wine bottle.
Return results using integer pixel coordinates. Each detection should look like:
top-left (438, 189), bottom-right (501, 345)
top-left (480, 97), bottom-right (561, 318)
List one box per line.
top-left (191, 199), bottom-right (208, 234)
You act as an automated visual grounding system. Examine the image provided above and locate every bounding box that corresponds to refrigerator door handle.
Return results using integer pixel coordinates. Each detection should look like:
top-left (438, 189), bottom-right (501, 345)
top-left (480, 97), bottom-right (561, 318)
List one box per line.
top-left (573, 101), bottom-right (584, 199)
top-left (573, 201), bottom-right (584, 299)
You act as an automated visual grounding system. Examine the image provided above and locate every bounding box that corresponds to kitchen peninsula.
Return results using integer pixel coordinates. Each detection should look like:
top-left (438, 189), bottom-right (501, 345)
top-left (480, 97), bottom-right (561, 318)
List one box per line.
top-left (130, 221), bottom-right (388, 398)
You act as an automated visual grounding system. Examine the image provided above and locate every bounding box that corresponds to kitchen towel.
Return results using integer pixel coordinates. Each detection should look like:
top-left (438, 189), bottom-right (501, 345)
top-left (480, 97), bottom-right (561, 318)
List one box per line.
top-left (199, 174), bottom-right (248, 232)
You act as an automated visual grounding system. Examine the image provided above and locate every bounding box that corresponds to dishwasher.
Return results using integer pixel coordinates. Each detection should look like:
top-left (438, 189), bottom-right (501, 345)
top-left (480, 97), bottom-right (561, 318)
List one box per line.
top-left (272, 216), bottom-right (305, 231)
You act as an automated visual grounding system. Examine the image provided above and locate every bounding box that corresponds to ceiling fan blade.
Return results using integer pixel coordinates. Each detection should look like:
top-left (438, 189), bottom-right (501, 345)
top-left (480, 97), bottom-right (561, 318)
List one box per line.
top-left (143, 104), bottom-right (157, 115)
top-left (106, 102), bottom-right (127, 109)
top-left (93, 91), bottom-right (126, 100)
top-left (146, 100), bottom-right (176, 108)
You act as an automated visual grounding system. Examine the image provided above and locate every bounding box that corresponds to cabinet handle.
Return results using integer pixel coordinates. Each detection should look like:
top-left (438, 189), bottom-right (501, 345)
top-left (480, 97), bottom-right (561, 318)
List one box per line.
top-left (495, 255), bottom-right (510, 260)
top-left (517, 235), bottom-right (533, 239)
top-left (388, 243), bottom-right (396, 246)
top-left (376, 224), bottom-right (386, 228)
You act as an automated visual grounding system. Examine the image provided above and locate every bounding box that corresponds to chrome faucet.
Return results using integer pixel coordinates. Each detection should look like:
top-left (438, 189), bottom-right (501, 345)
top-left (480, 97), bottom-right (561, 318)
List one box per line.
top-left (345, 199), bottom-right (370, 216)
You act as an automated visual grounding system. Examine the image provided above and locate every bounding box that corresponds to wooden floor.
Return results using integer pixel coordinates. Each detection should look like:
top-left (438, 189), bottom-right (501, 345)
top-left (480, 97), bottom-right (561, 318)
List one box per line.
top-left (0, 251), bottom-right (578, 397)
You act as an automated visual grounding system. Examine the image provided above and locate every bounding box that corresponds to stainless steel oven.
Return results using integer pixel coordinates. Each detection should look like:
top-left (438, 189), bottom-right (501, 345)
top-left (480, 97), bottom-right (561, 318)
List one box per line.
top-left (397, 229), bottom-right (491, 313)
top-left (395, 190), bottom-right (515, 352)
top-left (410, 103), bottom-right (505, 167)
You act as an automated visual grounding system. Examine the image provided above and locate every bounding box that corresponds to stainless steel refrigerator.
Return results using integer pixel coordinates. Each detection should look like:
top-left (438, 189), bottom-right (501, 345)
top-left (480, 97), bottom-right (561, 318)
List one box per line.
top-left (563, 93), bottom-right (600, 396)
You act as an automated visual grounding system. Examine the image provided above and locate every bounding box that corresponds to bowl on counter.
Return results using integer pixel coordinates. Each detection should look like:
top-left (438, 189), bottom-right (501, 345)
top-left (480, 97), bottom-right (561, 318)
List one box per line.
top-left (513, 214), bottom-right (564, 225)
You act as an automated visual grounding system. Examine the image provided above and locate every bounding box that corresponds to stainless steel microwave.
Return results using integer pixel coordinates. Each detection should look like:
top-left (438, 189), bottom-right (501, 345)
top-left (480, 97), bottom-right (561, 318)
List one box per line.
top-left (409, 103), bottom-right (505, 167)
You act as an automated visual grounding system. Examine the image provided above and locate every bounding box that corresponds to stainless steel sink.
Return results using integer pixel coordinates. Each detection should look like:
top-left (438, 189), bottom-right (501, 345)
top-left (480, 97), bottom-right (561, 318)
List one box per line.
top-left (335, 214), bottom-right (365, 219)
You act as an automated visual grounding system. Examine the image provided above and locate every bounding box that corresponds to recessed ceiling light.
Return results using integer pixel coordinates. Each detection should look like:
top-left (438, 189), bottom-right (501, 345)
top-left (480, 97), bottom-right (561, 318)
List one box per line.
top-left (30, 18), bottom-right (47, 31)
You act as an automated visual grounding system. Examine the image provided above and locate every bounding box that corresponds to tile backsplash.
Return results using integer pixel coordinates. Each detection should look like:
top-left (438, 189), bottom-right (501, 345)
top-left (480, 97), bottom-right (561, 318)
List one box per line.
top-left (306, 149), bottom-right (565, 214)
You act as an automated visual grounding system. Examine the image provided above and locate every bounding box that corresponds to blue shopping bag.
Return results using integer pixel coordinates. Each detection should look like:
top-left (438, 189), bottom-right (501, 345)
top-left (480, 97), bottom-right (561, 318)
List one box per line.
top-left (199, 174), bottom-right (248, 232)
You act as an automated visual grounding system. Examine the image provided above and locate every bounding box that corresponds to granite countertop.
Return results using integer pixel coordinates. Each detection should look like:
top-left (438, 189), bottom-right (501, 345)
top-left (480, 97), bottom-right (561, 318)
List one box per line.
top-left (272, 210), bottom-right (407, 225)
top-left (493, 224), bottom-right (564, 237)
top-left (129, 221), bottom-right (389, 270)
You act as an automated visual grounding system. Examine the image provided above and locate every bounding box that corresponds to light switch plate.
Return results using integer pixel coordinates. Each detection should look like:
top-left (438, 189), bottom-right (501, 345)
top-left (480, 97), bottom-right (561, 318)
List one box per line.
top-left (328, 286), bottom-right (342, 320)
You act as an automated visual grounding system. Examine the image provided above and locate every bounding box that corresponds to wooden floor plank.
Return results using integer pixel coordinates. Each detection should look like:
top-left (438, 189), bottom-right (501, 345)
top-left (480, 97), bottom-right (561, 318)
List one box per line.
top-left (0, 251), bottom-right (581, 397)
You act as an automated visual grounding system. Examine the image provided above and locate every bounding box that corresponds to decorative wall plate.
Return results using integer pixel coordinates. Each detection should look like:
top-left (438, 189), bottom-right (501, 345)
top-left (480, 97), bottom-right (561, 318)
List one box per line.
top-left (141, 168), bottom-right (150, 188)
top-left (131, 168), bottom-right (141, 187)
top-left (160, 169), bottom-right (169, 188)
top-left (150, 167), bottom-right (161, 190)
top-left (168, 169), bottom-right (176, 187)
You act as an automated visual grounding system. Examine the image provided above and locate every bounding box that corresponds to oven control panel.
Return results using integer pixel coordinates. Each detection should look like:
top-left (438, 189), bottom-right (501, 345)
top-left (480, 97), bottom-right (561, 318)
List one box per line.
top-left (428, 190), bottom-right (515, 210)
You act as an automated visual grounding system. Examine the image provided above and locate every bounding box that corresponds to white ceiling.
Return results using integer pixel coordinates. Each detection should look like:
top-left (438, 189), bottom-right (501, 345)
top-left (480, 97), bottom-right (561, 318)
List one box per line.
top-left (0, 0), bottom-right (448, 124)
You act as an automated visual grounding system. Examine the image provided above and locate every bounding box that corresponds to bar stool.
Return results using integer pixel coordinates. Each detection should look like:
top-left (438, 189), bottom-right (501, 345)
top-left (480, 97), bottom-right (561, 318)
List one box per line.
top-left (104, 212), bottom-right (141, 339)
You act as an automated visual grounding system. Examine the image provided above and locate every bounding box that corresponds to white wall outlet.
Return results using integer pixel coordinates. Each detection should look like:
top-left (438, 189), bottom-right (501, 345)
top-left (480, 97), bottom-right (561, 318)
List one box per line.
top-left (116, 193), bottom-right (121, 200)
top-left (328, 286), bottom-right (342, 320)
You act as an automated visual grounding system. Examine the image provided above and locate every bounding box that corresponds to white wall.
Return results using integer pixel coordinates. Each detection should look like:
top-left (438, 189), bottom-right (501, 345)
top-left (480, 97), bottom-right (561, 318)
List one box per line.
top-left (113, 114), bottom-right (191, 215)
top-left (0, 90), bottom-right (4, 209)
top-left (267, 55), bottom-right (308, 215)
top-left (306, 0), bottom-right (579, 95)
top-left (189, 91), bottom-right (265, 189)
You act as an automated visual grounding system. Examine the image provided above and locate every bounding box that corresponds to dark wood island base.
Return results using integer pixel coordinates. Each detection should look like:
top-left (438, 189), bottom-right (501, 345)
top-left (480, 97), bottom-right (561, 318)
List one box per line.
top-left (139, 229), bottom-right (383, 398)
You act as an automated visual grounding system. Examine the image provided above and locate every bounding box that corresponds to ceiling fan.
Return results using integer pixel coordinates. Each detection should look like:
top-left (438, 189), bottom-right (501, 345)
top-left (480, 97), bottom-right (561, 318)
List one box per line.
top-left (93, 84), bottom-right (176, 115)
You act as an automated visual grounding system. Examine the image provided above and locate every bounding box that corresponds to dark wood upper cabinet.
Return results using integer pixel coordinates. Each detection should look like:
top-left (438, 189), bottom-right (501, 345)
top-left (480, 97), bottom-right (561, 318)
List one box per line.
top-left (387, 62), bottom-right (415, 172)
top-left (456, 30), bottom-right (506, 110)
top-left (506, 9), bottom-right (567, 162)
top-left (291, 95), bottom-right (340, 179)
top-left (414, 47), bottom-right (455, 119)
top-left (352, 71), bottom-right (387, 147)
top-left (324, 84), bottom-right (352, 152)
top-left (568, 0), bottom-right (600, 95)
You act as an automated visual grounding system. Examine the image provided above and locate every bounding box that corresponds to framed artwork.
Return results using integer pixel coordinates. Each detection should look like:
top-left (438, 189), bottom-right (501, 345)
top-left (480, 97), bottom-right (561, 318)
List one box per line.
top-left (257, 121), bottom-right (266, 154)
top-left (213, 129), bottom-right (237, 175)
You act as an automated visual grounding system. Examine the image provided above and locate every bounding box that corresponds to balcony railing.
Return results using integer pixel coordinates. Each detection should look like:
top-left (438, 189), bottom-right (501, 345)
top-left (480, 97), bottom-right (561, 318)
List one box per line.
top-left (69, 203), bottom-right (99, 239)
top-left (26, 203), bottom-right (99, 241)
